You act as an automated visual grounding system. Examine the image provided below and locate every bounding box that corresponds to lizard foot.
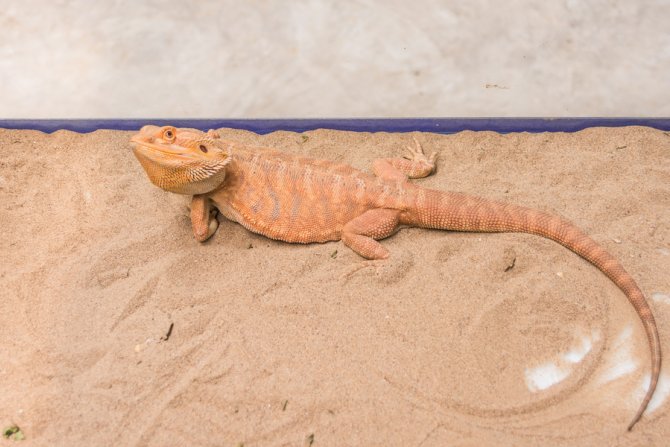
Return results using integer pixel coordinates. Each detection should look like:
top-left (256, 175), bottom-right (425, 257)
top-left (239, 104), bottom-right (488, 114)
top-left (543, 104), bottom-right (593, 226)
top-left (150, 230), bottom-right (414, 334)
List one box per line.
top-left (403, 137), bottom-right (437, 169)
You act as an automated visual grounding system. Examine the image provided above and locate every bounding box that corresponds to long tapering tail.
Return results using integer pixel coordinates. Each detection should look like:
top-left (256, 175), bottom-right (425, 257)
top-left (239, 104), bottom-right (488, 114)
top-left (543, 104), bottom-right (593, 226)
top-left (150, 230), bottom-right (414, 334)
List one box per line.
top-left (405, 189), bottom-right (661, 430)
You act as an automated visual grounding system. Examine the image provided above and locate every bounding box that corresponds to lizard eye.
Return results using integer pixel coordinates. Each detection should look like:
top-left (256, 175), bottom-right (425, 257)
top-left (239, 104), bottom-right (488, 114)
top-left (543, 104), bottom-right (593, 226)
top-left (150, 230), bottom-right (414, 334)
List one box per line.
top-left (199, 144), bottom-right (208, 153)
top-left (163, 128), bottom-right (176, 141)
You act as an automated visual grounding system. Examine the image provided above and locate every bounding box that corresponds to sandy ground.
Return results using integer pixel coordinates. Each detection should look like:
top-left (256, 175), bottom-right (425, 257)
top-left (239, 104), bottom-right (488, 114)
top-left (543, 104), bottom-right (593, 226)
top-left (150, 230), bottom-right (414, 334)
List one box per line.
top-left (1, 126), bottom-right (669, 446)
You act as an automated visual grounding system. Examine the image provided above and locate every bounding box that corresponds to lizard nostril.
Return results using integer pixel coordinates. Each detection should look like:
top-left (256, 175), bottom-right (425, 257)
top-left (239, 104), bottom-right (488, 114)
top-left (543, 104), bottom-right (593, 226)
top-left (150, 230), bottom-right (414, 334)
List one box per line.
top-left (199, 145), bottom-right (208, 153)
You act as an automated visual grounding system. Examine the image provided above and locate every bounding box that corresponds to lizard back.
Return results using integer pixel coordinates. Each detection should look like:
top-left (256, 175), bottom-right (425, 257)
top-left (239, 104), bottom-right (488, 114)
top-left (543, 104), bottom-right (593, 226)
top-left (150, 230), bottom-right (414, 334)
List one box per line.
top-left (209, 144), bottom-right (414, 243)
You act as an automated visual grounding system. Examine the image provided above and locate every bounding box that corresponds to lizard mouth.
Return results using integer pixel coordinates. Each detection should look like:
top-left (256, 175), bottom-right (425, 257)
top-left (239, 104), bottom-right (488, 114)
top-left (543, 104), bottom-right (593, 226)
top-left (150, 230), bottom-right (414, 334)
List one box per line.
top-left (130, 136), bottom-right (195, 160)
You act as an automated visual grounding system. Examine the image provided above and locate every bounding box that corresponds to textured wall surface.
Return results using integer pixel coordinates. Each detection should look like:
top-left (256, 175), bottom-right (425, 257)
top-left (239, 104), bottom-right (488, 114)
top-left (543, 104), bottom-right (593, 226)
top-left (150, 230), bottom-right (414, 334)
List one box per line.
top-left (1, 0), bottom-right (669, 118)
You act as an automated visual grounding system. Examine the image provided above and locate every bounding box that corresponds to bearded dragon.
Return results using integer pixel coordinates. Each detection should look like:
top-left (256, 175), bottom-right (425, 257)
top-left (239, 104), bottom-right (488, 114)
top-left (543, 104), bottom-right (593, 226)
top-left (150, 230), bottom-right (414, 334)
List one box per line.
top-left (130, 125), bottom-right (661, 430)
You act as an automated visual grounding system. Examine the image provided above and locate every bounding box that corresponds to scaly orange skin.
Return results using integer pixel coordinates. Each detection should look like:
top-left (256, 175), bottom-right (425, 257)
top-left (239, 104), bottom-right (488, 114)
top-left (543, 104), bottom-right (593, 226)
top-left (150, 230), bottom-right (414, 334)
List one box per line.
top-left (131, 125), bottom-right (660, 431)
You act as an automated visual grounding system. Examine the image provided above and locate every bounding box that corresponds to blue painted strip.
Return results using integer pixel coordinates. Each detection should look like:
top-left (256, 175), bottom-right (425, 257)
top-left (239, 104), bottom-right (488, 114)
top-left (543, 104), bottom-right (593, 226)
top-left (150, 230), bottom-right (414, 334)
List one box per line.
top-left (1, 118), bottom-right (669, 134)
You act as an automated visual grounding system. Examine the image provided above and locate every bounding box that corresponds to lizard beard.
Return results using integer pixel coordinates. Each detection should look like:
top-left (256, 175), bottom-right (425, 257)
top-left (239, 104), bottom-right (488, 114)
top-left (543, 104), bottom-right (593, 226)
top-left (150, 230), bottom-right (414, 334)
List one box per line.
top-left (133, 150), bottom-right (229, 195)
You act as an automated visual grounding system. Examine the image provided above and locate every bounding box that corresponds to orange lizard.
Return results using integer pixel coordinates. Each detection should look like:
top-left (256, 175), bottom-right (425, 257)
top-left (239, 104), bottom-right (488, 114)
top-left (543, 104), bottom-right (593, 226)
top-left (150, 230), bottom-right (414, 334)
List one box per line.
top-left (130, 125), bottom-right (661, 430)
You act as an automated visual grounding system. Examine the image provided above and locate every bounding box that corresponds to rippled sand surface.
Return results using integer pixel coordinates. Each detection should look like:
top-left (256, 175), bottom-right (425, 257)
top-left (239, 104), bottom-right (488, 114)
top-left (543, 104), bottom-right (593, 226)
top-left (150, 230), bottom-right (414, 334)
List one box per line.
top-left (1, 126), bottom-right (668, 445)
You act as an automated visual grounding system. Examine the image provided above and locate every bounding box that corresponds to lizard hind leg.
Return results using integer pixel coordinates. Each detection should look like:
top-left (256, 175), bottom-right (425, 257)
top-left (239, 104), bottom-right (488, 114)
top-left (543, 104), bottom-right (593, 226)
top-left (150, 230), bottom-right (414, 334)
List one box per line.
top-left (341, 209), bottom-right (401, 260)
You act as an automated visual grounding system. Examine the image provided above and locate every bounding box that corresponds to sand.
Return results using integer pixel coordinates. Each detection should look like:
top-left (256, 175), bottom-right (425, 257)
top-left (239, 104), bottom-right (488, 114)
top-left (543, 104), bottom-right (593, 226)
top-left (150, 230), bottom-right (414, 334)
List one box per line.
top-left (1, 126), bottom-right (669, 446)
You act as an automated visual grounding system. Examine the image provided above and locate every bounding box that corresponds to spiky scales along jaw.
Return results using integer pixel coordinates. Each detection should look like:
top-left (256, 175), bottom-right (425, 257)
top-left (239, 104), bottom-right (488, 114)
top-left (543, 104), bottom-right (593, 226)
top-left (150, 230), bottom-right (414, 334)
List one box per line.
top-left (131, 125), bottom-right (231, 195)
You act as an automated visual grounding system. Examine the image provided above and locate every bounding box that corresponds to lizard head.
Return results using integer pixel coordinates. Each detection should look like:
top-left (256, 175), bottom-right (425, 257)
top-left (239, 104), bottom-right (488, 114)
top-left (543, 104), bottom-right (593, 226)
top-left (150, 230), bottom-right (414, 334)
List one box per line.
top-left (130, 125), bottom-right (231, 195)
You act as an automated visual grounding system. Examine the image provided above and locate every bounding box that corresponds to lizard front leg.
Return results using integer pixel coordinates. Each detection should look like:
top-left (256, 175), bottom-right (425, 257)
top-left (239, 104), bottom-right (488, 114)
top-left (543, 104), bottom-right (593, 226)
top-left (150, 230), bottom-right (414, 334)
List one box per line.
top-left (341, 209), bottom-right (401, 259)
top-left (190, 194), bottom-right (219, 242)
top-left (372, 137), bottom-right (437, 181)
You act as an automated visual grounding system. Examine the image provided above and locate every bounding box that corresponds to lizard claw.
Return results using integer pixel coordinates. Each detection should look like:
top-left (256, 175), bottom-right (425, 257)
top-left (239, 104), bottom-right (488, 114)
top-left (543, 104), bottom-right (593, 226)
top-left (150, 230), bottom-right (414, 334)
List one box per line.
top-left (403, 137), bottom-right (437, 170)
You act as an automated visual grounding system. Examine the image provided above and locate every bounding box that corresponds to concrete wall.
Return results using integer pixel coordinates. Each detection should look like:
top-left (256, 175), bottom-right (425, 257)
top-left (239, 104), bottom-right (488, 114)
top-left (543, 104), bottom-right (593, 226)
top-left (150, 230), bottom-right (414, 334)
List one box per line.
top-left (1, 0), bottom-right (668, 118)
